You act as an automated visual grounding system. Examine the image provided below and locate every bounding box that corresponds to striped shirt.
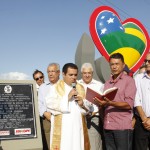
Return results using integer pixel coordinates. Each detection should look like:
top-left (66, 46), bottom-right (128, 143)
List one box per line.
top-left (134, 73), bottom-right (150, 117)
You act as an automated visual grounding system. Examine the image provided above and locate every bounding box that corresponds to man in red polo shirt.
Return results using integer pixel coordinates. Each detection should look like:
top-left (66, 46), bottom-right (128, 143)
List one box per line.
top-left (94, 53), bottom-right (136, 150)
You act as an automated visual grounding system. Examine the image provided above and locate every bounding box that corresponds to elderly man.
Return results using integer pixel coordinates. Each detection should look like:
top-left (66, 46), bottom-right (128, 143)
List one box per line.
top-left (78, 62), bottom-right (104, 150)
top-left (38, 63), bottom-right (60, 150)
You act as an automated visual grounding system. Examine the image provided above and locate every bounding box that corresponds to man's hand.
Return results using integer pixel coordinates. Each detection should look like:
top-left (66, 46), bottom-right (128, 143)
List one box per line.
top-left (132, 117), bottom-right (136, 128)
top-left (142, 118), bottom-right (150, 130)
top-left (93, 97), bottom-right (109, 107)
top-left (86, 111), bottom-right (99, 118)
top-left (74, 95), bottom-right (84, 107)
top-left (68, 88), bottom-right (78, 101)
top-left (43, 112), bottom-right (51, 121)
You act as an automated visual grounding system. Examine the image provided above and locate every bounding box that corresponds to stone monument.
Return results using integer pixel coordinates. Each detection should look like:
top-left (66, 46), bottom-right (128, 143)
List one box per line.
top-left (75, 32), bottom-right (111, 83)
top-left (0, 80), bottom-right (42, 150)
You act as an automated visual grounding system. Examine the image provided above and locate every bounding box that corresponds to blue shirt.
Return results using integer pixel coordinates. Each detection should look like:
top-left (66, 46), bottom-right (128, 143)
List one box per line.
top-left (38, 82), bottom-right (53, 117)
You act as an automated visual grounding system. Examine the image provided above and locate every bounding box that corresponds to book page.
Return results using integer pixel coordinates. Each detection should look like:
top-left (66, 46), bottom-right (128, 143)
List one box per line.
top-left (103, 87), bottom-right (118, 95)
top-left (103, 87), bottom-right (118, 101)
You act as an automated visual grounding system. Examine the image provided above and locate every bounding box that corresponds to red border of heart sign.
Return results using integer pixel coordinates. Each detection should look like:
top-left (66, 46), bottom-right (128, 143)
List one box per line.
top-left (89, 6), bottom-right (150, 73)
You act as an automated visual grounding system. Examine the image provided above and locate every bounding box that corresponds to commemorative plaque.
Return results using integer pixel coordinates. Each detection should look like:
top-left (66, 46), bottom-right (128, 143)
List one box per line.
top-left (0, 83), bottom-right (36, 140)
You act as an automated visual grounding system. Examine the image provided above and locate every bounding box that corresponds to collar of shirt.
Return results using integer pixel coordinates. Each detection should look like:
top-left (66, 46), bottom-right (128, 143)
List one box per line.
top-left (78, 79), bottom-right (97, 85)
top-left (143, 72), bottom-right (150, 79)
top-left (109, 72), bottom-right (124, 84)
top-left (46, 82), bottom-right (50, 85)
top-left (46, 80), bottom-right (59, 85)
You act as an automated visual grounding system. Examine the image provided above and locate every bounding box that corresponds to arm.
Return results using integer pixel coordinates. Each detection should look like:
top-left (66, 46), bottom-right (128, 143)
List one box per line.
top-left (111, 78), bottom-right (136, 110)
top-left (38, 85), bottom-right (47, 117)
top-left (94, 97), bottom-right (131, 109)
top-left (94, 78), bottom-right (136, 110)
top-left (136, 106), bottom-right (150, 130)
top-left (74, 94), bottom-right (89, 115)
top-left (45, 94), bottom-right (69, 115)
top-left (38, 85), bottom-right (51, 120)
top-left (79, 99), bottom-right (93, 116)
top-left (136, 106), bottom-right (147, 122)
top-left (108, 77), bottom-right (136, 110)
top-left (45, 86), bottom-right (71, 115)
top-left (106, 99), bottom-right (131, 109)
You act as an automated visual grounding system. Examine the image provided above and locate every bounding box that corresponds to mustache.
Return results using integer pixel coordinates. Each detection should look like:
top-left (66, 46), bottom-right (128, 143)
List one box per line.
top-left (147, 71), bottom-right (150, 75)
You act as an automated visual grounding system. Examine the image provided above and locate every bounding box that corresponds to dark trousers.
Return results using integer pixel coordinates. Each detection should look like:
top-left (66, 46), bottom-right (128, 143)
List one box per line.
top-left (104, 129), bottom-right (133, 150)
top-left (133, 116), bottom-right (150, 150)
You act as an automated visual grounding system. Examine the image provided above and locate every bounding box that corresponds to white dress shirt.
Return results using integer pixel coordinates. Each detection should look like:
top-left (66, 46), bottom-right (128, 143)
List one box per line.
top-left (38, 82), bottom-right (54, 117)
top-left (134, 73), bottom-right (150, 117)
top-left (78, 79), bottom-right (104, 114)
top-left (36, 83), bottom-right (40, 92)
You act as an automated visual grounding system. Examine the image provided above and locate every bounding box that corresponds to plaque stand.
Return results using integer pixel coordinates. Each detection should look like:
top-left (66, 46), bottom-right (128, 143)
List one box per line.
top-left (0, 141), bottom-right (3, 150)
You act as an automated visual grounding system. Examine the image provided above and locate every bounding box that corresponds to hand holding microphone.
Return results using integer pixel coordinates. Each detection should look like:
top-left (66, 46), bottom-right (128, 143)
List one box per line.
top-left (71, 83), bottom-right (84, 107)
top-left (68, 83), bottom-right (78, 101)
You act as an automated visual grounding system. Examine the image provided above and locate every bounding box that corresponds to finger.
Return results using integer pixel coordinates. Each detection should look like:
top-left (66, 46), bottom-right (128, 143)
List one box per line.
top-left (93, 99), bottom-right (100, 104)
top-left (94, 97), bottom-right (101, 100)
top-left (104, 97), bottom-right (109, 102)
top-left (145, 127), bottom-right (150, 130)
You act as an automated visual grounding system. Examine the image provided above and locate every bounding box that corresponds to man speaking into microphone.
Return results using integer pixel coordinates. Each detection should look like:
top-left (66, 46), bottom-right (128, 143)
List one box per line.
top-left (45, 63), bottom-right (90, 150)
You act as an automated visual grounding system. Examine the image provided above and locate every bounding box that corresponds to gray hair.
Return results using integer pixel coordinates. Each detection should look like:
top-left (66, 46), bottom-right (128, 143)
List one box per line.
top-left (48, 63), bottom-right (60, 71)
top-left (81, 63), bottom-right (93, 72)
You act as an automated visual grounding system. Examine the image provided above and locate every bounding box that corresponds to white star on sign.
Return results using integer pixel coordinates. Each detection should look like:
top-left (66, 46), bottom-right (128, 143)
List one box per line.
top-left (101, 16), bottom-right (105, 19)
top-left (107, 18), bottom-right (114, 24)
top-left (120, 26), bottom-right (124, 30)
top-left (101, 28), bottom-right (107, 35)
top-left (99, 22), bottom-right (103, 26)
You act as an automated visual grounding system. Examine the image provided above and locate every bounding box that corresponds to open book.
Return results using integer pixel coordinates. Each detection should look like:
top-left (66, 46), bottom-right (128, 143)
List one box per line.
top-left (85, 87), bottom-right (118, 106)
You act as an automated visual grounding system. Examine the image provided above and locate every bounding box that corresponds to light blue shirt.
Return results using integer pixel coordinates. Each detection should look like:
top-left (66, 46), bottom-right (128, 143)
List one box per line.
top-left (134, 73), bottom-right (150, 117)
top-left (38, 82), bottom-right (53, 117)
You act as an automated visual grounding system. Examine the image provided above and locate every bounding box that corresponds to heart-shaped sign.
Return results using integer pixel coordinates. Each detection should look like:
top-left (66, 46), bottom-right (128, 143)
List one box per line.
top-left (89, 6), bottom-right (150, 73)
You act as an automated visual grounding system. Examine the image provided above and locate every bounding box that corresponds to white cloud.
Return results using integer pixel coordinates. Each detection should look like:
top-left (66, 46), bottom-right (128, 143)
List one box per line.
top-left (0, 72), bottom-right (30, 80)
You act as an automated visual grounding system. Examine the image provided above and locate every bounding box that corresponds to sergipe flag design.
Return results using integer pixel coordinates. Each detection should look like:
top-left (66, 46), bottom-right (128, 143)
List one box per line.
top-left (89, 6), bottom-right (150, 72)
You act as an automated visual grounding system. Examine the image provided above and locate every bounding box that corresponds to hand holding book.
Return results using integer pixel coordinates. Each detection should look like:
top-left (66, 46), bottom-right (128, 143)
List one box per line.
top-left (94, 96), bottom-right (111, 107)
top-left (85, 87), bottom-right (118, 107)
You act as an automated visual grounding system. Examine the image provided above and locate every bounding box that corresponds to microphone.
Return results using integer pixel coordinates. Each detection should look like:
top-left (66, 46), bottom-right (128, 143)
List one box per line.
top-left (72, 83), bottom-right (77, 98)
top-left (72, 82), bottom-right (76, 89)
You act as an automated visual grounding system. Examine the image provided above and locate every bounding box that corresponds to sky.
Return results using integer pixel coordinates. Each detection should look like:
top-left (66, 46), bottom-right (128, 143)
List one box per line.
top-left (1, 0), bottom-right (150, 81)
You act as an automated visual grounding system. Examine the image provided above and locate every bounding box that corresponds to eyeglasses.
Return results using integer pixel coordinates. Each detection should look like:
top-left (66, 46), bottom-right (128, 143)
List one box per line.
top-left (144, 59), bottom-right (150, 64)
top-left (35, 76), bottom-right (43, 81)
top-left (47, 70), bottom-right (58, 73)
top-left (82, 72), bottom-right (93, 76)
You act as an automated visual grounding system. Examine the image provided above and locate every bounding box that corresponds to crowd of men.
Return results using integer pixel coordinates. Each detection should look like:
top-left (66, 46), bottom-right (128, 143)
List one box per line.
top-left (33, 52), bottom-right (150, 150)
